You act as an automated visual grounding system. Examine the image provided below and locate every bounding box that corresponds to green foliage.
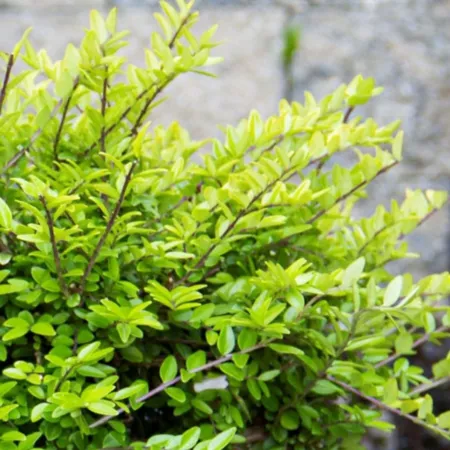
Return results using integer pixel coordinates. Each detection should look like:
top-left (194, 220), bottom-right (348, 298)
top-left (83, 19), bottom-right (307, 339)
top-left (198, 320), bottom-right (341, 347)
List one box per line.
top-left (0, 1), bottom-right (449, 449)
top-left (282, 24), bottom-right (301, 71)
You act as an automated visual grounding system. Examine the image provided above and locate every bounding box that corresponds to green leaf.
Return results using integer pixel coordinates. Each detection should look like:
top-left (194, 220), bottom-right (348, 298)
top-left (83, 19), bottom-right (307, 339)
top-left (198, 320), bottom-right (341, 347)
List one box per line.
top-left (418, 395), bottom-right (433, 419)
top-left (217, 325), bottom-right (235, 355)
top-left (180, 427), bottom-right (201, 450)
top-left (77, 342), bottom-right (101, 360)
top-left (383, 378), bottom-right (398, 405)
top-left (0, 253), bottom-right (11, 265)
top-left (31, 403), bottom-right (49, 422)
top-left (3, 367), bottom-right (27, 380)
top-left (269, 343), bottom-right (304, 358)
top-left (113, 384), bottom-right (145, 401)
top-left (392, 131), bottom-right (404, 160)
top-left (30, 322), bottom-right (56, 337)
top-left (207, 428), bottom-right (236, 450)
top-left (17, 432), bottom-right (42, 450)
top-left (206, 330), bottom-right (218, 346)
top-left (0, 198), bottom-right (13, 230)
top-left (258, 370), bottom-right (280, 381)
top-left (2, 327), bottom-right (29, 342)
top-left (105, 7), bottom-right (118, 34)
top-left (187, 351), bottom-right (206, 371)
top-left (280, 409), bottom-right (300, 430)
top-left (437, 411), bottom-right (450, 429)
top-left (87, 400), bottom-right (118, 416)
top-left (2, 431), bottom-right (26, 441)
top-left (311, 380), bottom-right (342, 396)
top-left (395, 333), bottom-right (413, 354)
top-left (383, 276), bottom-right (403, 307)
top-left (165, 387), bottom-right (186, 403)
top-left (285, 289), bottom-right (304, 310)
top-left (90, 9), bottom-right (108, 42)
top-left (342, 257), bottom-right (365, 288)
top-left (77, 365), bottom-right (106, 378)
top-left (160, 355), bottom-right (178, 383)
top-left (238, 329), bottom-right (257, 350)
top-left (192, 398), bottom-right (213, 415)
top-left (55, 70), bottom-right (73, 98)
top-left (345, 335), bottom-right (385, 352)
top-left (219, 363), bottom-right (245, 381)
top-left (116, 323), bottom-right (131, 343)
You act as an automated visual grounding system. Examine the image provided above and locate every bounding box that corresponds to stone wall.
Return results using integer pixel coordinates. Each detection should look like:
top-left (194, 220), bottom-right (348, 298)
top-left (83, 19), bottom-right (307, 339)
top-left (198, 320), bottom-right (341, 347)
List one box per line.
top-left (2, 0), bottom-right (449, 279)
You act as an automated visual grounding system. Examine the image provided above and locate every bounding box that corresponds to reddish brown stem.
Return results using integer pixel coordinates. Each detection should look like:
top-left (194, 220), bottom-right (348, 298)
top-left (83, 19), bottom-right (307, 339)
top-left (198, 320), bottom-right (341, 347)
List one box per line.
top-left (89, 341), bottom-right (270, 429)
top-left (0, 53), bottom-right (14, 115)
top-left (54, 82), bottom-right (79, 161)
top-left (375, 324), bottom-right (449, 369)
top-left (343, 106), bottom-right (354, 123)
top-left (79, 161), bottom-right (137, 295)
top-left (39, 195), bottom-right (69, 298)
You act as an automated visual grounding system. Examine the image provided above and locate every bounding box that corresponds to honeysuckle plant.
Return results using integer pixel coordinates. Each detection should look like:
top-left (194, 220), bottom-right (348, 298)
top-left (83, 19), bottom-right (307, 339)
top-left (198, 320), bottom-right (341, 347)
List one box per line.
top-left (0, 1), bottom-right (449, 449)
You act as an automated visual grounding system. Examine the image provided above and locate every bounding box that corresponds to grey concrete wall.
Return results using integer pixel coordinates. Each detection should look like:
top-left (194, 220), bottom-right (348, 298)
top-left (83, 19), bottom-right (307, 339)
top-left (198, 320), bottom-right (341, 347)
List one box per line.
top-left (0, 0), bottom-right (449, 280)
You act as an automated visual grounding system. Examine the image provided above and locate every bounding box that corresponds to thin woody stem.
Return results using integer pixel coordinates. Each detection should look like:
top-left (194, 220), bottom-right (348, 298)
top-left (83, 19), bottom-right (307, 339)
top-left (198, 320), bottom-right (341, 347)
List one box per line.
top-left (375, 324), bottom-right (449, 369)
top-left (0, 53), bottom-right (14, 115)
top-left (130, 80), bottom-right (170, 136)
top-left (2, 97), bottom-right (65, 175)
top-left (358, 204), bottom-right (444, 256)
top-left (328, 375), bottom-right (450, 439)
top-left (89, 341), bottom-right (271, 429)
top-left (410, 376), bottom-right (450, 396)
top-left (100, 68), bottom-right (108, 155)
top-left (128, 14), bottom-right (191, 136)
top-left (54, 81), bottom-right (79, 161)
top-left (79, 161), bottom-right (137, 295)
top-left (39, 195), bottom-right (69, 298)
top-left (343, 106), bottom-right (354, 123)
top-left (398, 204), bottom-right (446, 241)
top-left (175, 169), bottom-right (290, 286)
top-left (308, 161), bottom-right (398, 224)
top-left (262, 161), bottom-right (398, 254)
top-left (85, 13), bottom-right (192, 155)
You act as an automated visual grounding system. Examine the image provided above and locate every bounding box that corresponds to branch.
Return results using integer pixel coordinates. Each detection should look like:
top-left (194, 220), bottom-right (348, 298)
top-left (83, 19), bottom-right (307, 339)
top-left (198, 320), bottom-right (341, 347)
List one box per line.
top-left (89, 341), bottom-right (270, 429)
top-left (398, 204), bottom-right (446, 241)
top-left (358, 205), bottom-right (443, 257)
top-left (410, 376), bottom-right (450, 396)
top-left (308, 161), bottom-right (398, 224)
top-left (168, 13), bottom-right (192, 48)
top-left (84, 14), bottom-right (191, 155)
top-left (375, 324), bottom-right (449, 369)
top-left (130, 79), bottom-right (170, 136)
top-left (264, 160), bottom-right (399, 254)
top-left (298, 310), bottom-right (362, 400)
top-left (39, 195), bottom-right (69, 298)
top-left (53, 81), bottom-right (79, 161)
top-left (343, 106), bottom-right (354, 123)
top-left (0, 53), bottom-right (14, 115)
top-left (100, 69), bottom-right (108, 155)
top-left (175, 170), bottom-right (289, 286)
top-left (327, 375), bottom-right (450, 440)
top-left (2, 98), bottom-right (64, 175)
top-left (78, 161), bottom-right (137, 295)
top-left (357, 222), bottom-right (395, 256)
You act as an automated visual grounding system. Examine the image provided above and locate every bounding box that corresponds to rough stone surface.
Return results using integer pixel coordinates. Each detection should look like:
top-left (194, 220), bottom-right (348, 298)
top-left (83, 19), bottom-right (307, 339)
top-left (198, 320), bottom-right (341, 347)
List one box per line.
top-left (290, 0), bottom-right (450, 279)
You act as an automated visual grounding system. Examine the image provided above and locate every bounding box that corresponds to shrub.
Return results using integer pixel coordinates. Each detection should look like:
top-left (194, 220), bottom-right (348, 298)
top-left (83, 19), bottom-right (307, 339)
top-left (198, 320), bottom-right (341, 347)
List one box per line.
top-left (0, 1), bottom-right (449, 449)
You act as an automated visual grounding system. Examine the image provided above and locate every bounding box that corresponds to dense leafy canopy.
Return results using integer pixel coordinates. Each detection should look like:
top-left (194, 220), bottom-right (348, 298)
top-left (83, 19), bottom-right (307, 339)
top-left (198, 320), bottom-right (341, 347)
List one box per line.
top-left (0, 1), bottom-right (449, 449)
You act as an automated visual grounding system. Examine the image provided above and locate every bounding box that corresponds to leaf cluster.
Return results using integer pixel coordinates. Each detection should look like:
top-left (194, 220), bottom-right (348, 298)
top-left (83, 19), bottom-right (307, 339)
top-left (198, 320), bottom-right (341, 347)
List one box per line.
top-left (0, 1), bottom-right (449, 449)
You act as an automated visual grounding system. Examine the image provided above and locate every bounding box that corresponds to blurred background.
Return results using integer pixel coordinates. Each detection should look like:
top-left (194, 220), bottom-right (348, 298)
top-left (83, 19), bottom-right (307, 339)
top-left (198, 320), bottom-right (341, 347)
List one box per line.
top-left (1, 0), bottom-right (449, 448)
